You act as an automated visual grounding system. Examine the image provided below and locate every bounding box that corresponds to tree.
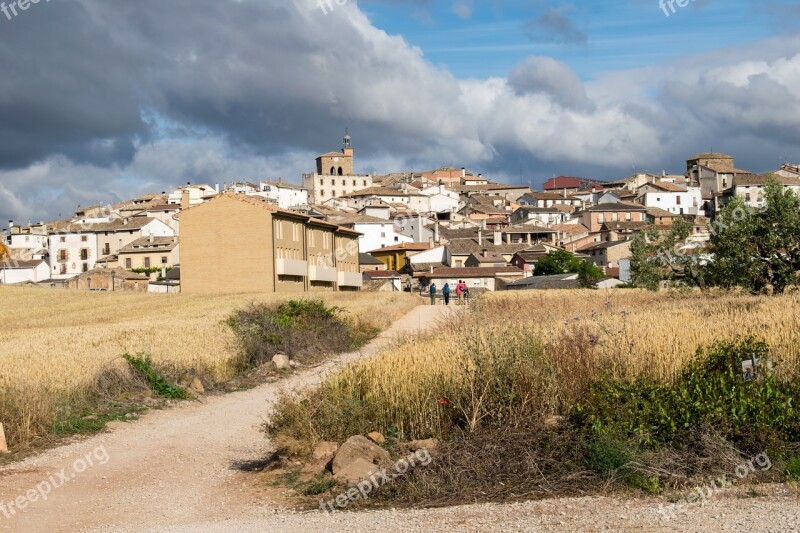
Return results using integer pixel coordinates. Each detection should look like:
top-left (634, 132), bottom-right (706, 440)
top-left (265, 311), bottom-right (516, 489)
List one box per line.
top-left (534, 249), bottom-right (604, 287)
top-left (534, 249), bottom-right (577, 275)
top-left (705, 178), bottom-right (800, 294)
top-left (629, 217), bottom-right (705, 290)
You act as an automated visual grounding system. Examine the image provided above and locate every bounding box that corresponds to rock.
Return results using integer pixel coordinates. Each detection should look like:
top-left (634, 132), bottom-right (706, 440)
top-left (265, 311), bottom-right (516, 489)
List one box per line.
top-left (312, 441), bottom-right (339, 462)
top-left (0, 423), bottom-right (9, 454)
top-left (367, 431), bottom-right (386, 444)
top-left (544, 416), bottom-right (564, 428)
top-left (408, 438), bottom-right (438, 452)
top-left (190, 377), bottom-right (205, 394)
top-left (332, 435), bottom-right (392, 481)
top-left (334, 457), bottom-right (383, 484)
top-left (272, 353), bottom-right (291, 370)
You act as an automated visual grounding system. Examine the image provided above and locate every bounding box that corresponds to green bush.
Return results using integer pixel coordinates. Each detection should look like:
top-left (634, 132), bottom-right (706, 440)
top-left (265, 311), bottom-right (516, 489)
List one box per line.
top-left (123, 353), bottom-right (187, 399)
top-left (786, 456), bottom-right (800, 481)
top-left (575, 338), bottom-right (800, 451)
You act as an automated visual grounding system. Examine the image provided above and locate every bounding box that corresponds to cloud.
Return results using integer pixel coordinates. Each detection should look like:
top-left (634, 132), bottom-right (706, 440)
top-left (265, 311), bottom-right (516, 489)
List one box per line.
top-left (507, 56), bottom-right (594, 111)
top-left (525, 5), bottom-right (587, 46)
top-left (0, 0), bottom-right (799, 223)
top-left (451, 1), bottom-right (473, 19)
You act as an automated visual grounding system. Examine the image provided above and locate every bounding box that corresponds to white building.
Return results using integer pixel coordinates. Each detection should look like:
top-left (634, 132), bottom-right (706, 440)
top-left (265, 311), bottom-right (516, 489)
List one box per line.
top-left (259, 180), bottom-right (309, 209)
top-left (635, 181), bottom-right (700, 216)
top-left (419, 185), bottom-right (461, 214)
top-left (328, 215), bottom-right (413, 253)
top-left (167, 184), bottom-right (218, 207)
top-left (0, 259), bottom-right (50, 284)
top-left (48, 218), bottom-right (175, 279)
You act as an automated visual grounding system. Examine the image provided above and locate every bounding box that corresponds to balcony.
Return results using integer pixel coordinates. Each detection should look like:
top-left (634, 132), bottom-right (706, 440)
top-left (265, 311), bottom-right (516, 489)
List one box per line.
top-left (309, 265), bottom-right (337, 283)
top-left (276, 259), bottom-right (308, 277)
top-left (338, 271), bottom-right (363, 288)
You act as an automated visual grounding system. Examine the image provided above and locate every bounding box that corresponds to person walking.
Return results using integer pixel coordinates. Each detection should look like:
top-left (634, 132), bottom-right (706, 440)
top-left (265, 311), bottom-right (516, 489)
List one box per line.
top-left (442, 282), bottom-right (451, 306)
top-left (455, 280), bottom-right (465, 305)
top-left (429, 283), bottom-right (437, 306)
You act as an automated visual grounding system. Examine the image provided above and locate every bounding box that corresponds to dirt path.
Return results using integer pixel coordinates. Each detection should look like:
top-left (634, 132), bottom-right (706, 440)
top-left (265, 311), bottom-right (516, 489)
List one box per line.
top-left (2, 302), bottom-right (799, 532)
top-left (0, 303), bottom-right (457, 533)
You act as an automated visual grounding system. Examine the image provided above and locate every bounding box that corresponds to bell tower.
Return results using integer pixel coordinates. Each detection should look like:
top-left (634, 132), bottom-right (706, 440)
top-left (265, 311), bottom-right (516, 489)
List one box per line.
top-left (342, 128), bottom-right (353, 158)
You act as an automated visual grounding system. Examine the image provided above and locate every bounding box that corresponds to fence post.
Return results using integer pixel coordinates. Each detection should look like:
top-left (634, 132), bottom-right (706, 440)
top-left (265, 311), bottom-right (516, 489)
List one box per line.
top-left (0, 423), bottom-right (9, 454)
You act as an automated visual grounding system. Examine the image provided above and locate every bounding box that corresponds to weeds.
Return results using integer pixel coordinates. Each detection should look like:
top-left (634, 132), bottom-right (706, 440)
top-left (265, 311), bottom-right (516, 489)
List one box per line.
top-left (123, 353), bottom-right (187, 399)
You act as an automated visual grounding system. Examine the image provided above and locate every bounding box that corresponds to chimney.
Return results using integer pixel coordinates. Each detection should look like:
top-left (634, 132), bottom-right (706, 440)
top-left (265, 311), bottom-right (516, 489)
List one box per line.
top-left (478, 230), bottom-right (483, 246)
top-left (434, 221), bottom-right (440, 243)
top-left (461, 167), bottom-right (466, 179)
top-left (493, 229), bottom-right (502, 245)
top-left (149, 233), bottom-right (154, 244)
top-left (428, 237), bottom-right (434, 249)
top-left (215, 183), bottom-right (220, 194)
top-left (223, 181), bottom-right (228, 191)
top-left (482, 248), bottom-right (488, 257)
top-left (181, 190), bottom-right (191, 210)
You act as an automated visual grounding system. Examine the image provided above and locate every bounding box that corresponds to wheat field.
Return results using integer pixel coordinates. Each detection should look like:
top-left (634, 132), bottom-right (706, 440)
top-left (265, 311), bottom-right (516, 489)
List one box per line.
top-left (0, 286), bottom-right (418, 450)
top-left (277, 289), bottom-right (800, 445)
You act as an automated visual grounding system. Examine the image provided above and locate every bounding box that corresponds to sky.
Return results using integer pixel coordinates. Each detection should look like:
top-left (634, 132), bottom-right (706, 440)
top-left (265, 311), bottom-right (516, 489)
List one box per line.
top-left (0, 0), bottom-right (799, 223)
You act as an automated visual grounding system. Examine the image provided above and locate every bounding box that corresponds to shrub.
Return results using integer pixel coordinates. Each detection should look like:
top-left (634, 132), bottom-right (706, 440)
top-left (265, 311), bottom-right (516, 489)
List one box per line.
top-left (226, 299), bottom-right (368, 369)
top-left (122, 353), bottom-right (187, 399)
top-left (575, 338), bottom-right (800, 452)
top-left (786, 456), bottom-right (800, 481)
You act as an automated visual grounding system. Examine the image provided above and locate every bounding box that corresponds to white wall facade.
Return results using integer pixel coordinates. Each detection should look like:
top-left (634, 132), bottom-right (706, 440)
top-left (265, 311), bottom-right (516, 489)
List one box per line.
top-left (353, 222), bottom-right (413, 253)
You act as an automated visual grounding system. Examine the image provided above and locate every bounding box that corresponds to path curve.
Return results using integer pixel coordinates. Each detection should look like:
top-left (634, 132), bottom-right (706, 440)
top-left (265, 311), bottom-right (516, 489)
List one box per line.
top-left (0, 304), bottom-right (457, 533)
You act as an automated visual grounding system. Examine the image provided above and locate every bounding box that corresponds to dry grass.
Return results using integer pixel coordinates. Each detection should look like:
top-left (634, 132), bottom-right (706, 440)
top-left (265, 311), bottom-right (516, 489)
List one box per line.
top-left (269, 289), bottom-right (800, 446)
top-left (0, 286), bottom-right (418, 450)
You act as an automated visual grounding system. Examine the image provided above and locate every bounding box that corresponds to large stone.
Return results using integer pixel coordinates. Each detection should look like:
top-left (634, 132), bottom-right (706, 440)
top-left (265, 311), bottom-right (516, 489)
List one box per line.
top-left (332, 435), bottom-right (392, 481)
top-left (272, 353), bottom-right (291, 370)
top-left (367, 431), bottom-right (386, 444)
top-left (312, 441), bottom-right (339, 462)
top-left (408, 438), bottom-right (439, 452)
top-left (334, 457), bottom-right (383, 484)
top-left (190, 377), bottom-right (205, 395)
top-left (0, 423), bottom-right (8, 454)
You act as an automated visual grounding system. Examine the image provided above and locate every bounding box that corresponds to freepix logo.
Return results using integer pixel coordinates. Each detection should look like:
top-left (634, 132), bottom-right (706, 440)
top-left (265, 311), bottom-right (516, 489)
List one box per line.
top-left (658, 0), bottom-right (697, 17)
top-left (1, 0), bottom-right (51, 22)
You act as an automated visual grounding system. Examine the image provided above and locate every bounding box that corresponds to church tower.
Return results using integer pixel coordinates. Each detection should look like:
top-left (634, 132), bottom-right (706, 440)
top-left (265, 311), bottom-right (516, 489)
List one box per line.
top-left (342, 128), bottom-right (353, 158)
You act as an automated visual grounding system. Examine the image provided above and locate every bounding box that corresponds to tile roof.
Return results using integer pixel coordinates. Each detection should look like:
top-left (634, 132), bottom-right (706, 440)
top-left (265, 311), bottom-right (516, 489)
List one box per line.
top-left (601, 221), bottom-right (651, 231)
top-left (640, 181), bottom-right (688, 192)
top-left (358, 253), bottom-right (384, 265)
top-left (446, 238), bottom-right (529, 256)
top-left (417, 266), bottom-right (523, 278)
top-left (350, 187), bottom-right (409, 197)
top-left (552, 223), bottom-right (590, 235)
top-left (118, 237), bottom-right (178, 254)
top-left (581, 202), bottom-right (647, 212)
top-left (646, 207), bottom-right (678, 218)
top-left (577, 240), bottom-right (633, 252)
top-left (688, 152), bottom-right (734, 160)
top-left (369, 242), bottom-right (432, 253)
top-left (363, 270), bottom-right (401, 279)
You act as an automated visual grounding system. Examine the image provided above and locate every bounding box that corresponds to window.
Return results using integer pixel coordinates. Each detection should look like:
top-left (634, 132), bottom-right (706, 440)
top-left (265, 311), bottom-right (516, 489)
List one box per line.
top-left (363, 180), bottom-right (367, 186)
top-left (82, 263), bottom-right (88, 273)
top-left (330, 167), bottom-right (336, 176)
top-left (352, 180), bottom-right (356, 186)
top-left (598, 214), bottom-right (605, 223)
top-left (342, 180), bottom-right (345, 187)
top-left (144, 257), bottom-right (151, 268)
top-left (676, 196), bottom-right (681, 205)
top-left (80, 249), bottom-right (89, 260)
top-left (626, 213), bottom-right (632, 221)
top-left (320, 179), bottom-right (324, 186)
top-left (58, 249), bottom-right (68, 261)
top-left (320, 190), bottom-right (325, 197)
top-left (338, 167), bottom-right (343, 176)
top-left (81, 235), bottom-right (87, 242)
top-left (745, 193), bottom-right (751, 202)
top-left (103, 243), bottom-right (111, 255)
top-left (60, 264), bottom-right (67, 274)
top-left (125, 258), bottom-right (132, 269)
top-left (60, 236), bottom-right (66, 243)
top-left (161, 256), bottom-right (168, 264)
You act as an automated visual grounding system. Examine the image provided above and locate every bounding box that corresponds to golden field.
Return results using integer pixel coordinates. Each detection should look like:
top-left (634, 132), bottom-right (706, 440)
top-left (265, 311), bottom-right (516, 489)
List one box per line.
top-left (0, 286), bottom-right (418, 450)
top-left (271, 289), bottom-right (800, 446)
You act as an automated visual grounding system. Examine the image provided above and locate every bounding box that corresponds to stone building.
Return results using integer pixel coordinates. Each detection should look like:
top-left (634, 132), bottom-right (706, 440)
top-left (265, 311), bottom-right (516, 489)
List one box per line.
top-left (302, 132), bottom-right (373, 204)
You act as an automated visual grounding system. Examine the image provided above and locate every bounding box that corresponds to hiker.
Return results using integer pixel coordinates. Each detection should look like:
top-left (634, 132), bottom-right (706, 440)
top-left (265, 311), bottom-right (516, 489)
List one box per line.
top-left (429, 283), bottom-right (437, 305)
top-left (455, 280), bottom-right (466, 305)
top-left (442, 282), bottom-right (451, 306)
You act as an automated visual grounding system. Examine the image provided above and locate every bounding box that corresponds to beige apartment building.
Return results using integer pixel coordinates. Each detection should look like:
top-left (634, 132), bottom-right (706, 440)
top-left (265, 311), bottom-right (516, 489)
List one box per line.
top-left (180, 193), bottom-right (362, 294)
top-left (116, 236), bottom-right (180, 274)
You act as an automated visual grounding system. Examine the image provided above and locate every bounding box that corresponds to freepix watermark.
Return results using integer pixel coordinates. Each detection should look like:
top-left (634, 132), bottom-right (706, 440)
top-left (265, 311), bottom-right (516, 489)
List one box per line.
top-left (0, 446), bottom-right (110, 520)
top-left (319, 448), bottom-right (432, 513)
top-left (1, 0), bottom-right (52, 22)
top-left (317, 0), bottom-right (348, 16)
top-left (658, 0), bottom-right (697, 17)
top-left (656, 451), bottom-right (772, 520)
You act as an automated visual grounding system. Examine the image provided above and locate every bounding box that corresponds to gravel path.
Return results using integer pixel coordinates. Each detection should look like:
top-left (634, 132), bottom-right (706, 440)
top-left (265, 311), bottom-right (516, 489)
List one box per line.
top-left (2, 302), bottom-right (799, 532)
